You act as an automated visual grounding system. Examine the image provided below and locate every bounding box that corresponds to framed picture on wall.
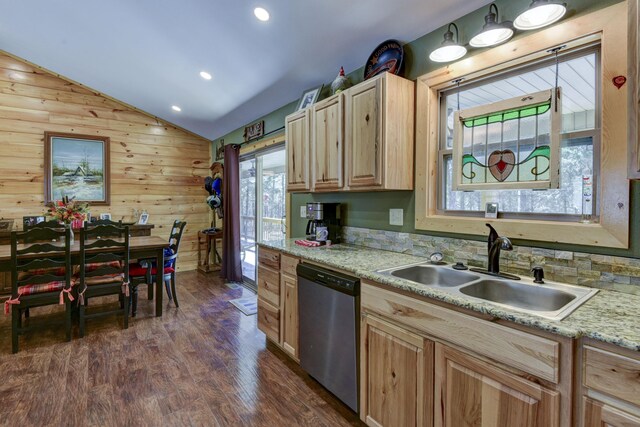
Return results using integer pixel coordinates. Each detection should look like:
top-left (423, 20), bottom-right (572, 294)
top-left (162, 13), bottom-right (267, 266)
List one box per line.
top-left (44, 132), bottom-right (110, 205)
top-left (296, 85), bottom-right (323, 111)
top-left (215, 139), bottom-right (225, 161)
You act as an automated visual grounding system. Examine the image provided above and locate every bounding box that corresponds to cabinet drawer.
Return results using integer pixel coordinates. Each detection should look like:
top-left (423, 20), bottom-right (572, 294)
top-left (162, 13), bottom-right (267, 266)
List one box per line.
top-left (584, 346), bottom-right (640, 406)
top-left (281, 254), bottom-right (299, 277)
top-left (362, 282), bottom-right (560, 383)
top-left (258, 247), bottom-right (280, 270)
top-left (258, 299), bottom-right (280, 343)
top-left (257, 266), bottom-right (280, 307)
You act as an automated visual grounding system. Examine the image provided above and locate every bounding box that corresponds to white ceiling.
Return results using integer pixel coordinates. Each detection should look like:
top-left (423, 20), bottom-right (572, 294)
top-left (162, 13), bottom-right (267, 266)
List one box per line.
top-left (0, 0), bottom-right (491, 140)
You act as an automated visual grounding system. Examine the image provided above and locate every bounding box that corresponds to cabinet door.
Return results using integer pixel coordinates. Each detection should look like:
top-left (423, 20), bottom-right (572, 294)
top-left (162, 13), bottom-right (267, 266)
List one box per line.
top-left (361, 313), bottom-right (432, 427)
top-left (346, 77), bottom-right (383, 188)
top-left (257, 299), bottom-right (280, 343)
top-left (286, 110), bottom-right (310, 191)
top-left (311, 94), bottom-right (343, 191)
top-left (280, 273), bottom-right (298, 359)
top-left (584, 398), bottom-right (640, 427)
top-left (435, 344), bottom-right (559, 427)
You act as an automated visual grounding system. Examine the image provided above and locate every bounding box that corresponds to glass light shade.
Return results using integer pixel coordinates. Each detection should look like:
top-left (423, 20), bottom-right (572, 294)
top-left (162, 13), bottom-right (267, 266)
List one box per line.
top-left (429, 44), bottom-right (468, 62)
top-left (470, 27), bottom-right (514, 47)
top-left (514, 2), bottom-right (566, 30)
top-left (254, 7), bottom-right (270, 22)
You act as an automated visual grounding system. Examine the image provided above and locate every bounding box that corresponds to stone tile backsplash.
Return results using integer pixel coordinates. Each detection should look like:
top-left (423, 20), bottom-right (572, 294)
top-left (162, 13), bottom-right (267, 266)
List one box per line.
top-left (341, 226), bottom-right (640, 295)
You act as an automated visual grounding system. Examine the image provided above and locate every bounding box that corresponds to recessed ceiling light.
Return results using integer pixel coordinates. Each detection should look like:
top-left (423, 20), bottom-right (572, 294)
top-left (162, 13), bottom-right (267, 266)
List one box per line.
top-left (172, 105), bottom-right (182, 112)
top-left (200, 71), bottom-right (212, 80)
top-left (254, 7), bottom-right (270, 22)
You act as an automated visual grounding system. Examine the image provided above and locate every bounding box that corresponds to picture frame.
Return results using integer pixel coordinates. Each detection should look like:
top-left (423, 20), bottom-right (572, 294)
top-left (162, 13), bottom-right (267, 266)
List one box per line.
top-left (44, 132), bottom-right (110, 205)
top-left (296, 85), bottom-right (323, 111)
top-left (99, 213), bottom-right (112, 220)
top-left (23, 216), bottom-right (45, 229)
top-left (138, 212), bottom-right (149, 225)
top-left (485, 202), bottom-right (499, 219)
top-left (215, 139), bottom-right (225, 161)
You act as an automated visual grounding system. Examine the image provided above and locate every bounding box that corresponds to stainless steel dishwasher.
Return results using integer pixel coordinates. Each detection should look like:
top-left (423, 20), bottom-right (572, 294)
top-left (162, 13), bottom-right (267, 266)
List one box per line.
top-left (297, 263), bottom-right (360, 412)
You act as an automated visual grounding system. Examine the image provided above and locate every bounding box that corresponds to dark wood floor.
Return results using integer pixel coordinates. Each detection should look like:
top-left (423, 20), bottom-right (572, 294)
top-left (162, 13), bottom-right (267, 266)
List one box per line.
top-left (0, 271), bottom-right (363, 426)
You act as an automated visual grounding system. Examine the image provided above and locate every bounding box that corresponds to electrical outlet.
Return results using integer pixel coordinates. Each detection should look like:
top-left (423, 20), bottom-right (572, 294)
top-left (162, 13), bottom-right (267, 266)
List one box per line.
top-left (389, 209), bottom-right (403, 226)
top-left (300, 206), bottom-right (307, 218)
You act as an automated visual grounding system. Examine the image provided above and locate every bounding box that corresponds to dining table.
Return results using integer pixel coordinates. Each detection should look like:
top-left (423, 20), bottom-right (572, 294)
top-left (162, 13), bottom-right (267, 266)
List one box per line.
top-left (0, 235), bottom-right (169, 317)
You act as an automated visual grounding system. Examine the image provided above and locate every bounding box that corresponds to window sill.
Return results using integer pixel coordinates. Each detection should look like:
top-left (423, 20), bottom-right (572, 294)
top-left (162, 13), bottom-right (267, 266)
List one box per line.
top-left (415, 215), bottom-right (627, 248)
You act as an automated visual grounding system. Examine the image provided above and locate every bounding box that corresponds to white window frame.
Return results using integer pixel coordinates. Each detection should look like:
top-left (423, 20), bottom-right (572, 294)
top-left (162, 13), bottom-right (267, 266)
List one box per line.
top-left (414, 2), bottom-right (630, 248)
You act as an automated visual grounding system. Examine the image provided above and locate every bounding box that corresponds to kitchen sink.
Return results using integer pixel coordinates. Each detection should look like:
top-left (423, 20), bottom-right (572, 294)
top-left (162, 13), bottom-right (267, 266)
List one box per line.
top-left (390, 265), bottom-right (479, 287)
top-left (376, 261), bottom-right (598, 320)
top-left (459, 279), bottom-right (576, 311)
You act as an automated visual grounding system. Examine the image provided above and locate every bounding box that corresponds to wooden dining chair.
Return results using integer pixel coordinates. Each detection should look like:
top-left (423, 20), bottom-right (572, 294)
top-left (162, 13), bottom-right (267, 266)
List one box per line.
top-left (129, 220), bottom-right (186, 316)
top-left (77, 223), bottom-right (130, 337)
top-left (7, 227), bottom-right (73, 353)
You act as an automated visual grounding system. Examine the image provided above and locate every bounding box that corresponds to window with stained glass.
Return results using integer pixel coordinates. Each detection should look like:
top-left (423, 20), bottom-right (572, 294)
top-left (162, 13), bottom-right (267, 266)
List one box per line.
top-left (452, 89), bottom-right (560, 191)
top-left (438, 47), bottom-right (599, 219)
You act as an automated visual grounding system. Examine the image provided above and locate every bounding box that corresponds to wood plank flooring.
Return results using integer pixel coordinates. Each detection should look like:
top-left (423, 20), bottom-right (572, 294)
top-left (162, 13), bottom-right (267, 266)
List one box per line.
top-left (0, 272), bottom-right (363, 426)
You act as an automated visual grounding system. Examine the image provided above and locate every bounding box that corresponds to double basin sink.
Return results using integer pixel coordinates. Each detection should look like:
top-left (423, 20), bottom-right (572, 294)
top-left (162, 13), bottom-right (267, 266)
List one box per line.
top-left (377, 262), bottom-right (598, 321)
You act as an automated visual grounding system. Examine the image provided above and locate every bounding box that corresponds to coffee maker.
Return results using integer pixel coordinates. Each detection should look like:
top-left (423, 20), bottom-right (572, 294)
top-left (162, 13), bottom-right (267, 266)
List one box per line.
top-left (305, 202), bottom-right (341, 244)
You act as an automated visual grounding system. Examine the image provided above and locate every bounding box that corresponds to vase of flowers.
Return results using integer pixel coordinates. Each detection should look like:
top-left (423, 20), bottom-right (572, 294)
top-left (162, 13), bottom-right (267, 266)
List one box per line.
top-left (46, 196), bottom-right (89, 243)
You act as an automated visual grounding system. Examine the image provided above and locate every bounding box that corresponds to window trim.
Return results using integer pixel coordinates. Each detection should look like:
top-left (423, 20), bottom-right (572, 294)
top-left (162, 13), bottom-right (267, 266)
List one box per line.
top-left (414, 2), bottom-right (629, 248)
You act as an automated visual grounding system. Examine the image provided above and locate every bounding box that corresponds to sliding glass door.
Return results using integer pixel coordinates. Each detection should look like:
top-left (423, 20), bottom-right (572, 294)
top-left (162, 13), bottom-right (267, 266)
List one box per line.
top-left (239, 146), bottom-right (286, 285)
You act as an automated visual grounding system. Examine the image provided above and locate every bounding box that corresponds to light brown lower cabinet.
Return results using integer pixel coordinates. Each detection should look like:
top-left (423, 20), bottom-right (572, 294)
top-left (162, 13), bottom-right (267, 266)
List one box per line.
top-left (584, 398), bottom-right (640, 427)
top-left (581, 341), bottom-right (640, 427)
top-left (360, 313), bottom-right (433, 427)
top-left (434, 344), bottom-right (560, 427)
top-left (281, 272), bottom-right (298, 359)
top-left (257, 298), bottom-right (279, 343)
top-left (256, 247), bottom-right (300, 361)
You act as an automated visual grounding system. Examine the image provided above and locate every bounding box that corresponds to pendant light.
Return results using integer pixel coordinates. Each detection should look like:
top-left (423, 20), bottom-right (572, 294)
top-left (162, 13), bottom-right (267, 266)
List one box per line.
top-left (429, 23), bottom-right (467, 63)
top-left (470, 4), bottom-right (514, 48)
top-left (514, 0), bottom-right (567, 30)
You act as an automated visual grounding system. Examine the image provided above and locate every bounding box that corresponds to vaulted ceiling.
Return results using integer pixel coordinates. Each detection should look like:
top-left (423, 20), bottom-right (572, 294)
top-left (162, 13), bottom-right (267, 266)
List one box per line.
top-left (0, 0), bottom-right (491, 139)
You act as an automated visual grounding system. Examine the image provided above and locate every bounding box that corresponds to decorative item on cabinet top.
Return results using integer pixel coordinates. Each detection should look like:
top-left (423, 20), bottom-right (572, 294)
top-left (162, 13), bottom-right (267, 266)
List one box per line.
top-left (331, 66), bottom-right (351, 95)
top-left (364, 39), bottom-right (404, 80)
top-left (296, 85), bottom-right (323, 111)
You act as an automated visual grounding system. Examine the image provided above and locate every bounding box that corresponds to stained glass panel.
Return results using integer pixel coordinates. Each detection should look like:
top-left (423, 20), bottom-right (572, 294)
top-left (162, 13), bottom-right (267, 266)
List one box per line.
top-left (453, 89), bottom-right (560, 191)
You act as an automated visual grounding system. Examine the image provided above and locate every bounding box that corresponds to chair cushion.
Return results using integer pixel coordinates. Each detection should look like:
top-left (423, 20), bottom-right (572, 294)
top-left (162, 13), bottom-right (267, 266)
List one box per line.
top-left (84, 273), bottom-right (124, 286)
top-left (85, 261), bottom-right (122, 272)
top-left (129, 265), bottom-right (174, 277)
top-left (18, 281), bottom-right (68, 296)
top-left (18, 267), bottom-right (68, 281)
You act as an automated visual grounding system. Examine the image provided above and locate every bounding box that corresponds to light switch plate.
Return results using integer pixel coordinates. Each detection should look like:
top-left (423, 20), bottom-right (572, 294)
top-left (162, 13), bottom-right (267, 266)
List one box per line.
top-left (300, 206), bottom-right (307, 218)
top-left (389, 209), bottom-right (403, 226)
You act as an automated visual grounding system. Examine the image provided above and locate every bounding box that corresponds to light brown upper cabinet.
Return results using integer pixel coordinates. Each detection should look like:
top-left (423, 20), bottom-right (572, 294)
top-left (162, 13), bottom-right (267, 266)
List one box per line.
top-left (345, 73), bottom-right (415, 191)
top-left (311, 94), bottom-right (344, 191)
top-left (285, 72), bottom-right (415, 193)
top-left (285, 109), bottom-right (310, 191)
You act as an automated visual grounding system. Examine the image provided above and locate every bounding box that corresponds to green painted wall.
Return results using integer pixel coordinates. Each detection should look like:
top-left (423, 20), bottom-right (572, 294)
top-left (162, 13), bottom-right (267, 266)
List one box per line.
top-left (214, 0), bottom-right (637, 258)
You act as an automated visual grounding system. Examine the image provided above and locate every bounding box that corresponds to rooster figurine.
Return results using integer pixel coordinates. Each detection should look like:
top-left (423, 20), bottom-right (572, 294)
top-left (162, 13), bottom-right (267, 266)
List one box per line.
top-left (331, 66), bottom-right (351, 95)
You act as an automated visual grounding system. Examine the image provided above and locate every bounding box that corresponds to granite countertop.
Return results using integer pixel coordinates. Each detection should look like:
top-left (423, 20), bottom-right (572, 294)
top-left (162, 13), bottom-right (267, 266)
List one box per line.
top-left (259, 239), bottom-right (640, 352)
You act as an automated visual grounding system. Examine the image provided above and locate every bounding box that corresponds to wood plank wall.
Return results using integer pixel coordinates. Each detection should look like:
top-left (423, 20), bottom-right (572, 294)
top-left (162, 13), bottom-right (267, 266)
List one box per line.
top-left (0, 52), bottom-right (211, 271)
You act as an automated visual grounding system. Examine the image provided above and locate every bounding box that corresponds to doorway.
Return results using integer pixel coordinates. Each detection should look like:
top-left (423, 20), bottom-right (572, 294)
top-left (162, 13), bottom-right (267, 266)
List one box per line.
top-left (239, 146), bottom-right (286, 286)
